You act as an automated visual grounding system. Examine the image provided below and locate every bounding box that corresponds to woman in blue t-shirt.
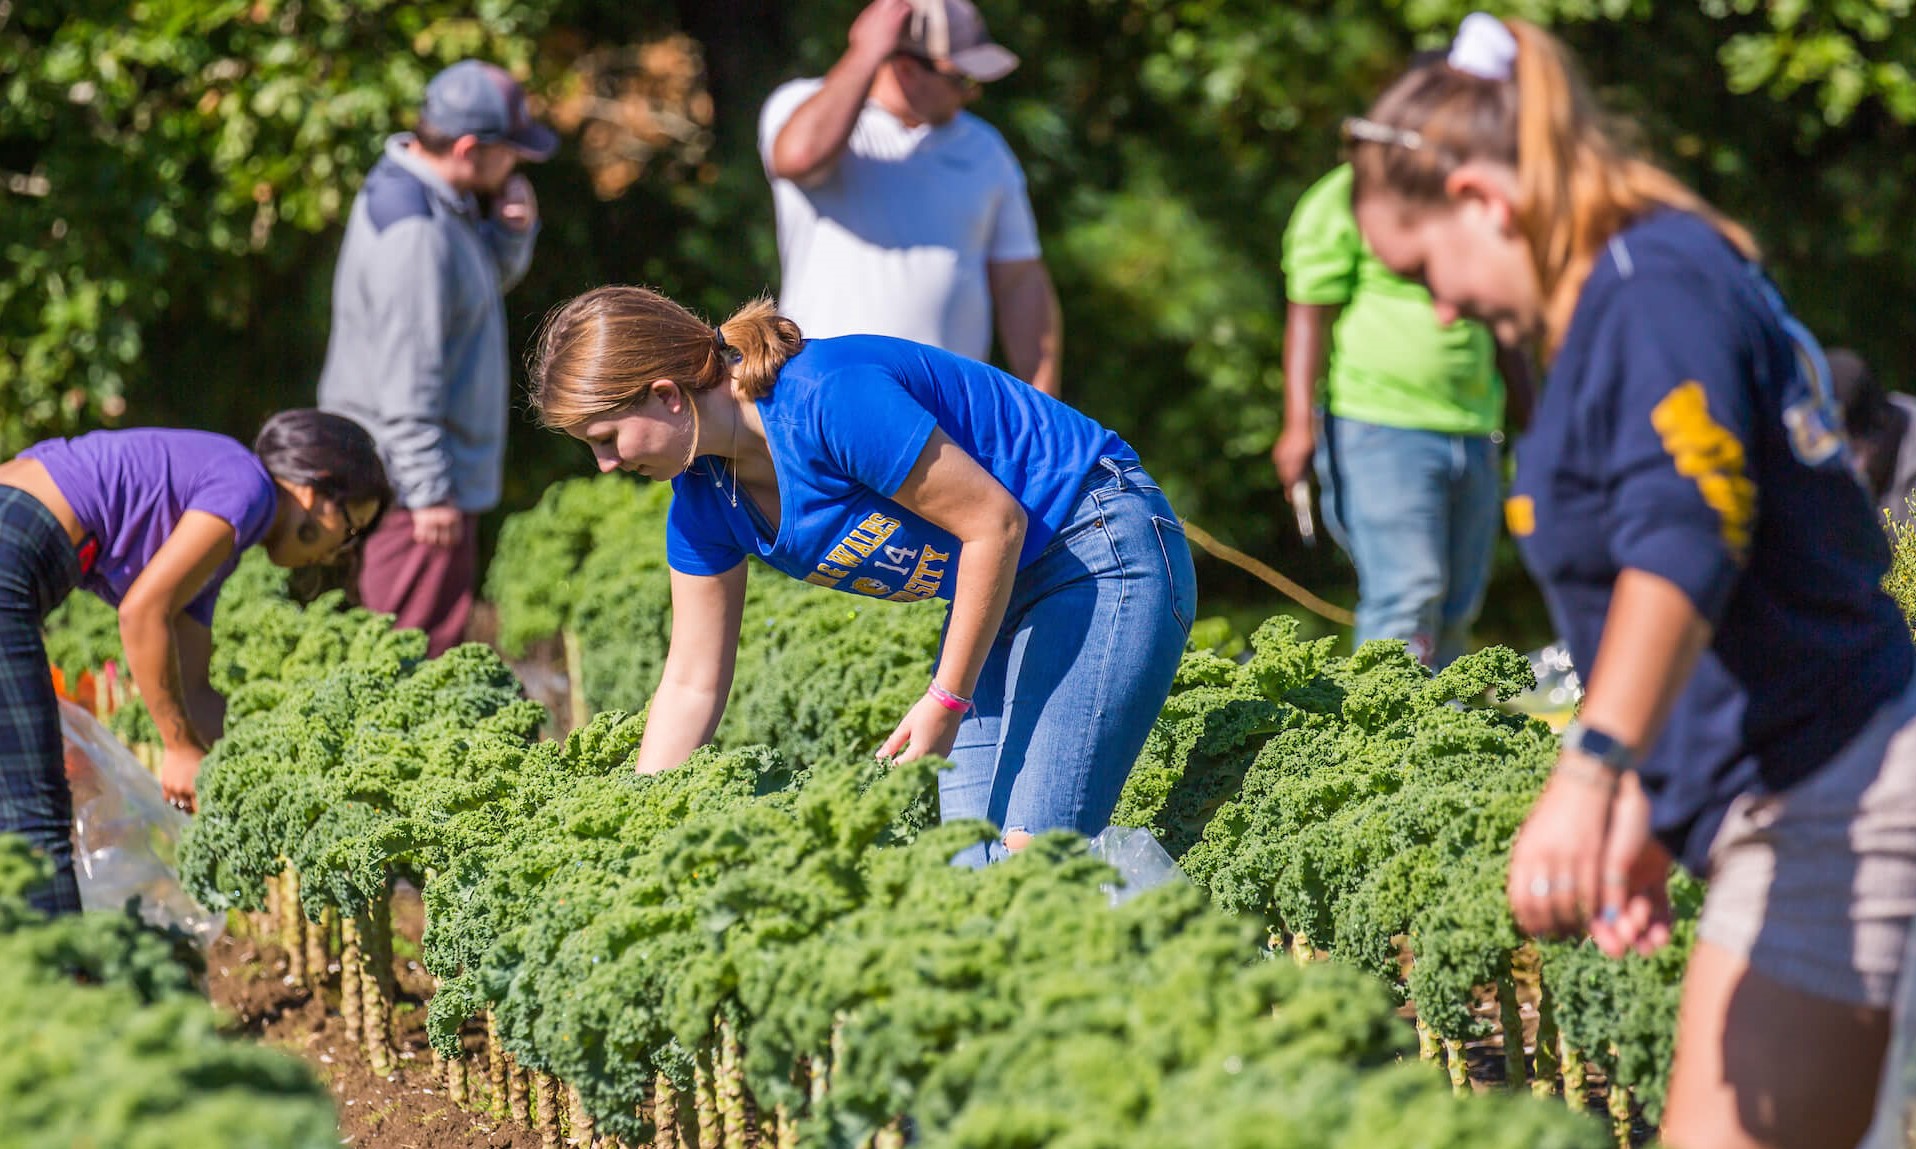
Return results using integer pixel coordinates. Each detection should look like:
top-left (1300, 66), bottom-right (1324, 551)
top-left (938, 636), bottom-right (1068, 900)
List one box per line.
top-left (529, 287), bottom-right (1196, 867)
top-left (0, 410), bottom-right (390, 915)
top-left (1345, 14), bottom-right (1916, 1146)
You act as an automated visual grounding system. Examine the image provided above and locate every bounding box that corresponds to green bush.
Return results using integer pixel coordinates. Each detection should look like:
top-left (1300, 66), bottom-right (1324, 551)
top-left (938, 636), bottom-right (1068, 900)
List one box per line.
top-left (0, 837), bottom-right (339, 1149)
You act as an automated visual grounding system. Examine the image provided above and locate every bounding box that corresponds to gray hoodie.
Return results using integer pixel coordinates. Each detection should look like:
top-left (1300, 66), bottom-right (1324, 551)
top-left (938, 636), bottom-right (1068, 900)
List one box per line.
top-left (317, 135), bottom-right (538, 512)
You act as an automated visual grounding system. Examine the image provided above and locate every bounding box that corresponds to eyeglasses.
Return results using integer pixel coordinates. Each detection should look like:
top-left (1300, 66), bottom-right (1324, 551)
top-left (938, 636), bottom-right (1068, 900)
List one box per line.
top-left (327, 497), bottom-right (372, 558)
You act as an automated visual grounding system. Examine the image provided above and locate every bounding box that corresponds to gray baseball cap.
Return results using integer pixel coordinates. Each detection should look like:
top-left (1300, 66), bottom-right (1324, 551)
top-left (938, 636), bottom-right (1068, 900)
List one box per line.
top-left (420, 60), bottom-right (559, 161)
top-left (902, 0), bottom-right (1020, 83)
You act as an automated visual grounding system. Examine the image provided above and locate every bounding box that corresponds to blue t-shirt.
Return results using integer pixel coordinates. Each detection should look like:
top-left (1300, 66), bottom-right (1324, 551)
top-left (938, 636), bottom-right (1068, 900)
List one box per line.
top-left (1508, 210), bottom-right (1913, 872)
top-left (666, 335), bottom-right (1135, 601)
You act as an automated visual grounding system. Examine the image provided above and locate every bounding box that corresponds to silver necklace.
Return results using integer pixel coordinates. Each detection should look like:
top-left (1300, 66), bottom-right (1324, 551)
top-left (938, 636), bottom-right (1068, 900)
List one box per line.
top-left (684, 399), bottom-right (740, 508)
top-left (706, 408), bottom-right (741, 509)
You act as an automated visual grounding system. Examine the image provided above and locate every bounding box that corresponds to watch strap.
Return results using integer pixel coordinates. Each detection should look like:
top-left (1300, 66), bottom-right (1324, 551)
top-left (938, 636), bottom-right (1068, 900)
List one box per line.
top-left (1563, 720), bottom-right (1640, 773)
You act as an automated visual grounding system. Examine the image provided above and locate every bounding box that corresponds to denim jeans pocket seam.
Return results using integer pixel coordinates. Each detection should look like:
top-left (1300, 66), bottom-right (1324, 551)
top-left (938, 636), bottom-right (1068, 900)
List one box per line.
top-left (1149, 514), bottom-right (1194, 635)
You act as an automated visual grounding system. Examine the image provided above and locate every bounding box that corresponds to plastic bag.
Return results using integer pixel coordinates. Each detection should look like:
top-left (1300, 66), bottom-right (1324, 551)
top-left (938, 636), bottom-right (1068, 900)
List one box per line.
top-left (1501, 642), bottom-right (1583, 732)
top-left (1087, 826), bottom-right (1186, 907)
top-left (60, 700), bottom-right (223, 945)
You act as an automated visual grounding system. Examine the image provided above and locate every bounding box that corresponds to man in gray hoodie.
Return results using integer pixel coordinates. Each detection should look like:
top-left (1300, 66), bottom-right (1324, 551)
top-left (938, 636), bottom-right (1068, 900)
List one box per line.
top-left (318, 60), bottom-right (557, 655)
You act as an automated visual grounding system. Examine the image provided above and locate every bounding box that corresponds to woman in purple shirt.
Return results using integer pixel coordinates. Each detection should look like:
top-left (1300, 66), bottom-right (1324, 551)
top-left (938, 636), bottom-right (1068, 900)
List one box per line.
top-left (0, 410), bottom-right (390, 915)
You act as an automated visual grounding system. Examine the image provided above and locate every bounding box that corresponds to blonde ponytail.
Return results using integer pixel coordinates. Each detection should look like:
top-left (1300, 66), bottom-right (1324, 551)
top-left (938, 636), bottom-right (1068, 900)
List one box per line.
top-left (714, 297), bottom-right (804, 401)
top-left (529, 287), bottom-right (806, 427)
top-left (1350, 17), bottom-right (1760, 351)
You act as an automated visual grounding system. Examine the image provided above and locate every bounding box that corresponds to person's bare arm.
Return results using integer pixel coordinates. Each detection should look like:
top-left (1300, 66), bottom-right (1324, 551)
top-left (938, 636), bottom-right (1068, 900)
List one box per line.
top-left (632, 562), bottom-right (749, 775)
top-left (1497, 339), bottom-right (1536, 432)
top-left (119, 511), bottom-right (238, 811)
top-left (878, 429), bottom-right (1026, 762)
top-left (987, 259), bottom-right (1062, 396)
top-left (1272, 302), bottom-right (1339, 486)
top-left (768, 0), bottom-right (911, 186)
top-left (171, 616), bottom-right (225, 747)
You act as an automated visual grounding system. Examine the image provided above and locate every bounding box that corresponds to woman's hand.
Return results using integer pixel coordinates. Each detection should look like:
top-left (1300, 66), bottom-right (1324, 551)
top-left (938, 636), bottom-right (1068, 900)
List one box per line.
top-left (1588, 772), bottom-right (1675, 957)
top-left (879, 693), bottom-right (966, 762)
top-left (1506, 754), bottom-right (1619, 938)
top-left (161, 744), bottom-right (204, 813)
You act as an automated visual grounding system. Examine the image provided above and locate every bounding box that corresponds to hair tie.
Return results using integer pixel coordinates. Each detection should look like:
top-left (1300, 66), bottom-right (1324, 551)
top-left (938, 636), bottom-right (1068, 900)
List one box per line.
top-left (713, 326), bottom-right (729, 351)
top-left (1448, 12), bottom-right (1517, 82)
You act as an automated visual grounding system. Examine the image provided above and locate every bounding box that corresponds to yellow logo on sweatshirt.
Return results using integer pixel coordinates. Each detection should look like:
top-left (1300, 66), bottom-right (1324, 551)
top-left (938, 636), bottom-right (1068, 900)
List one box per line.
top-left (1505, 496), bottom-right (1536, 538)
top-left (1650, 382), bottom-right (1756, 557)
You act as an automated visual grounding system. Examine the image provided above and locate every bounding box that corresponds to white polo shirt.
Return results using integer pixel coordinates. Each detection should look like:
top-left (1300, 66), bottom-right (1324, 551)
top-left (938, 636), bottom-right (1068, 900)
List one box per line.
top-left (758, 78), bottom-right (1042, 363)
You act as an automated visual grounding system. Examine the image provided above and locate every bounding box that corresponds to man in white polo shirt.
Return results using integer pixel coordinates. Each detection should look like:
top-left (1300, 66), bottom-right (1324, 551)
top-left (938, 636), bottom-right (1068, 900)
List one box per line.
top-left (760, 0), bottom-right (1061, 396)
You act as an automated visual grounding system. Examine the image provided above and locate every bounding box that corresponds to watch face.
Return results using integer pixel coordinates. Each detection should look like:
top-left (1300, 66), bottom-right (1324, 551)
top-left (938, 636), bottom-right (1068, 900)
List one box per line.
top-left (1568, 724), bottom-right (1632, 770)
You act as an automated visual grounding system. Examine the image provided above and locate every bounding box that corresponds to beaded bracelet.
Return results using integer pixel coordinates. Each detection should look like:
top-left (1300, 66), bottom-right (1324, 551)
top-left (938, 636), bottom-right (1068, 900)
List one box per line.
top-left (927, 679), bottom-right (973, 714)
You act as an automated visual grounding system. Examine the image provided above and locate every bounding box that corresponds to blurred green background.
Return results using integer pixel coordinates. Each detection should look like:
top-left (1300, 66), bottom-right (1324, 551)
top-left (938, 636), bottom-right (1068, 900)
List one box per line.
top-left (6, 0), bottom-right (1912, 653)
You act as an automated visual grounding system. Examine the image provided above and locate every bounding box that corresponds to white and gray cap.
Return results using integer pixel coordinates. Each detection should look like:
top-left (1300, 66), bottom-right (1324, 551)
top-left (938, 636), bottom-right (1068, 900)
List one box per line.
top-left (901, 0), bottom-right (1020, 83)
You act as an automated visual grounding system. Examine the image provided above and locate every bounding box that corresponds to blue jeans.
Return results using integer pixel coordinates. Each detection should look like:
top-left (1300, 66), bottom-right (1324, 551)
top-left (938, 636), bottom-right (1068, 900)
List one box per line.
top-left (1314, 414), bottom-right (1501, 667)
top-left (939, 458), bottom-right (1197, 867)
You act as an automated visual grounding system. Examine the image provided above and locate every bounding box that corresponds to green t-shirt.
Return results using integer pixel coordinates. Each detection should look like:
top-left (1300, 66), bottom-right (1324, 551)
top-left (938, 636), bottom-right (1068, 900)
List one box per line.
top-left (1281, 164), bottom-right (1503, 435)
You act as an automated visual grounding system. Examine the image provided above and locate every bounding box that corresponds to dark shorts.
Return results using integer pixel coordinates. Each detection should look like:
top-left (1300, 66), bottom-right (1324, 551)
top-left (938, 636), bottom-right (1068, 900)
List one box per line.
top-left (0, 485), bottom-right (82, 915)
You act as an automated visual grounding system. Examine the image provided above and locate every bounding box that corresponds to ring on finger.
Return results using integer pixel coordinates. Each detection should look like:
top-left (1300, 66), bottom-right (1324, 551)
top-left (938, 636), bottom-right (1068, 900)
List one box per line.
top-left (1527, 875), bottom-right (1552, 897)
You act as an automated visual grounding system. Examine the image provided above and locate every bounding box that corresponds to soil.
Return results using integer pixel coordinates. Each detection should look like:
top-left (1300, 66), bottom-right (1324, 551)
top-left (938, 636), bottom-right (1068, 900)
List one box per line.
top-left (206, 884), bottom-right (542, 1149)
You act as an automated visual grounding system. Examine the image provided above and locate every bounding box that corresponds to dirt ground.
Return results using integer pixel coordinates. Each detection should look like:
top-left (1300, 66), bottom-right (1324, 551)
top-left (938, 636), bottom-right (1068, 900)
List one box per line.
top-left (206, 886), bottom-right (543, 1149)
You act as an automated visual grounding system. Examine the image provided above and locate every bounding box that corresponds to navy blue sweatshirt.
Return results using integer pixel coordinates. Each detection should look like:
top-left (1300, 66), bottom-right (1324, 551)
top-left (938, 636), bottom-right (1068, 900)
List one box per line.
top-left (1508, 210), bottom-right (1912, 871)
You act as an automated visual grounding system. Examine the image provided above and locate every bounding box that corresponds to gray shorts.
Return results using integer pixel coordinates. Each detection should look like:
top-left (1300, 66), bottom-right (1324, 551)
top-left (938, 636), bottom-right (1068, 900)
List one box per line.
top-left (1699, 676), bottom-right (1916, 1009)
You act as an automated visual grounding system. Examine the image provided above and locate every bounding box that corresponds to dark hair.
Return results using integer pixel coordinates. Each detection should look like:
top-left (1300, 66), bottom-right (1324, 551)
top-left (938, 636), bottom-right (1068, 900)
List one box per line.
top-left (414, 121), bottom-right (462, 155)
top-left (253, 410), bottom-right (393, 526)
top-left (1828, 348), bottom-right (1890, 437)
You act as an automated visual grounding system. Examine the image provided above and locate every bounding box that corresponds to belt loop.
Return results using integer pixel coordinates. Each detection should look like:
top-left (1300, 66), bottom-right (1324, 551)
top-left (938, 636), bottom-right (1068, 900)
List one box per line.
top-left (1098, 455), bottom-right (1127, 489)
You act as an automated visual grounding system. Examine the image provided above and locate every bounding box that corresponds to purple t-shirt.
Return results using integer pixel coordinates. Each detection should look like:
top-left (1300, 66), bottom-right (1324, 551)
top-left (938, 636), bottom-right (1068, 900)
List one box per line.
top-left (22, 429), bottom-right (278, 626)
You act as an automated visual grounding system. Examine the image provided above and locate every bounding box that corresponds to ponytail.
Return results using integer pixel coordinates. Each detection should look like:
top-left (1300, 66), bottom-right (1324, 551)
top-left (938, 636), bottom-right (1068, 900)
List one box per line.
top-left (715, 297), bottom-right (804, 401)
top-left (529, 287), bottom-right (804, 427)
top-left (1349, 16), bottom-right (1758, 350)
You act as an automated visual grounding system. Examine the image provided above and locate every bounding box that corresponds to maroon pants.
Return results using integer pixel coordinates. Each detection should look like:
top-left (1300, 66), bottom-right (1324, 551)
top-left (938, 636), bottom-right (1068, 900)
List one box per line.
top-left (357, 508), bottom-right (480, 658)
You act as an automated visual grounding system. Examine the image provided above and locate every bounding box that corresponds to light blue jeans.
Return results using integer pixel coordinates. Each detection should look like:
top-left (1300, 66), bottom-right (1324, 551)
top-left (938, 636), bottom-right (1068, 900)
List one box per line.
top-left (1314, 413), bottom-right (1501, 668)
top-left (939, 457), bottom-right (1197, 867)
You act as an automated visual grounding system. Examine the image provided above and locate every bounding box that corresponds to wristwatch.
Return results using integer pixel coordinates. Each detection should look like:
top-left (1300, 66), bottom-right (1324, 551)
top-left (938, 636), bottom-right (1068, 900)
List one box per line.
top-left (1562, 720), bottom-right (1640, 773)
